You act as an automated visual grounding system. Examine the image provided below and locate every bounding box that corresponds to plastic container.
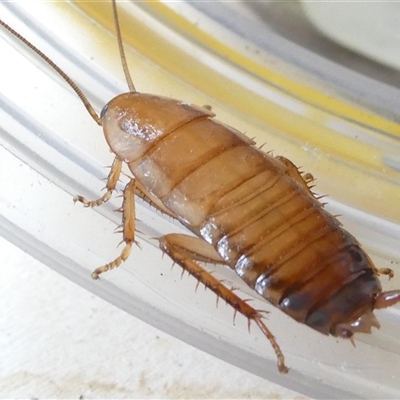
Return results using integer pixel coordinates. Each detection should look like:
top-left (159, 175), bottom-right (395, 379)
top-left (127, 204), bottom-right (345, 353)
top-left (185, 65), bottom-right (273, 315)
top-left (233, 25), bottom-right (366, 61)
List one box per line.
top-left (0, 2), bottom-right (399, 398)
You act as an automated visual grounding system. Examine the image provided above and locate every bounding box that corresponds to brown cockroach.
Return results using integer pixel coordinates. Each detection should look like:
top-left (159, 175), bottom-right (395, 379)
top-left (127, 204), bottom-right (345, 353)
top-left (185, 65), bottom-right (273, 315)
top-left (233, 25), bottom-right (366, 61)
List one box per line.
top-left (1, 1), bottom-right (400, 375)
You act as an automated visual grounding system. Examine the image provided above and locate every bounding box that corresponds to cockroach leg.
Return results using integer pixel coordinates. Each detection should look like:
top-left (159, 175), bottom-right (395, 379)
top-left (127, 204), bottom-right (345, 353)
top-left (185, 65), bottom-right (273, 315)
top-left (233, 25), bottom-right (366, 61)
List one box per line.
top-left (74, 157), bottom-right (123, 208)
top-left (376, 267), bottom-right (394, 279)
top-left (91, 178), bottom-right (136, 279)
top-left (158, 234), bottom-right (225, 264)
top-left (158, 233), bottom-right (289, 374)
top-left (134, 180), bottom-right (176, 219)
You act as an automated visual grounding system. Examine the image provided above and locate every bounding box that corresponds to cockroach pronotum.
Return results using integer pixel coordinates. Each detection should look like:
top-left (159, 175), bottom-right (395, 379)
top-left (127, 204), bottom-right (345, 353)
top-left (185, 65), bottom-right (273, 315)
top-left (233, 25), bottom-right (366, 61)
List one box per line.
top-left (1, 1), bottom-right (400, 375)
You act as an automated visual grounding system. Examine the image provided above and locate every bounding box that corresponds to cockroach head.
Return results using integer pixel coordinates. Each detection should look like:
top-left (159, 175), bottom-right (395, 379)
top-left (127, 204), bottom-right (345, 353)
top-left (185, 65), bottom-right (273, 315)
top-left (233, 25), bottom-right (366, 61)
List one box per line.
top-left (101, 92), bottom-right (214, 164)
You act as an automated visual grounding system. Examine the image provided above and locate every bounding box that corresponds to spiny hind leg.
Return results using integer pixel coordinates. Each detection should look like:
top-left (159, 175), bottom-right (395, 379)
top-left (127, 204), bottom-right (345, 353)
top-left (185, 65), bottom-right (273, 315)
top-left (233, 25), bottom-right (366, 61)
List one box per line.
top-left (159, 233), bottom-right (288, 374)
top-left (134, 180), bottom-right (176, 219)
top-left (91, 178), bottom-right (136, 279)
top-left (74, 157), bottom-right (122, 207)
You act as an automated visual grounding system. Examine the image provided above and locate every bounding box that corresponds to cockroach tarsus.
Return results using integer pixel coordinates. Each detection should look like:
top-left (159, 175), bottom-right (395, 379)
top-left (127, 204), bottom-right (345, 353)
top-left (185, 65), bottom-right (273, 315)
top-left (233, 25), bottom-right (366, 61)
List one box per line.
top-left (2, 1), bottom-right (400, 375)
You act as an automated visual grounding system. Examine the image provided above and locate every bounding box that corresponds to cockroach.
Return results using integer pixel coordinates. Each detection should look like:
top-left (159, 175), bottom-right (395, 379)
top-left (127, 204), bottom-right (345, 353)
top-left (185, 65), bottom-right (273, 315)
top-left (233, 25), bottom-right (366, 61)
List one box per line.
top-left (1, 1), bottom-right (400, 375)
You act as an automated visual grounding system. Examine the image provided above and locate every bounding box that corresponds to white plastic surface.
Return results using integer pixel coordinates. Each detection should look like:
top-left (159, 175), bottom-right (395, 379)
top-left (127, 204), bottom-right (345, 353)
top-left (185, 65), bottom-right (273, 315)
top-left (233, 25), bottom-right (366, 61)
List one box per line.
top-left (1, 235), bottom-right (311, 399)
top-left (1, 2), bottom-right (400, 399)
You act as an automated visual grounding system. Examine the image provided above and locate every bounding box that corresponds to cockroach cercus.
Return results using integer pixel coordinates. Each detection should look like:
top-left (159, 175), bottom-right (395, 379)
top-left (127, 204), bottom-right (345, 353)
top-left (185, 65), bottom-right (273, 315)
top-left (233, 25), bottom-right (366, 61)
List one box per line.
top-left (1, 1), bottom-right (400, 374)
